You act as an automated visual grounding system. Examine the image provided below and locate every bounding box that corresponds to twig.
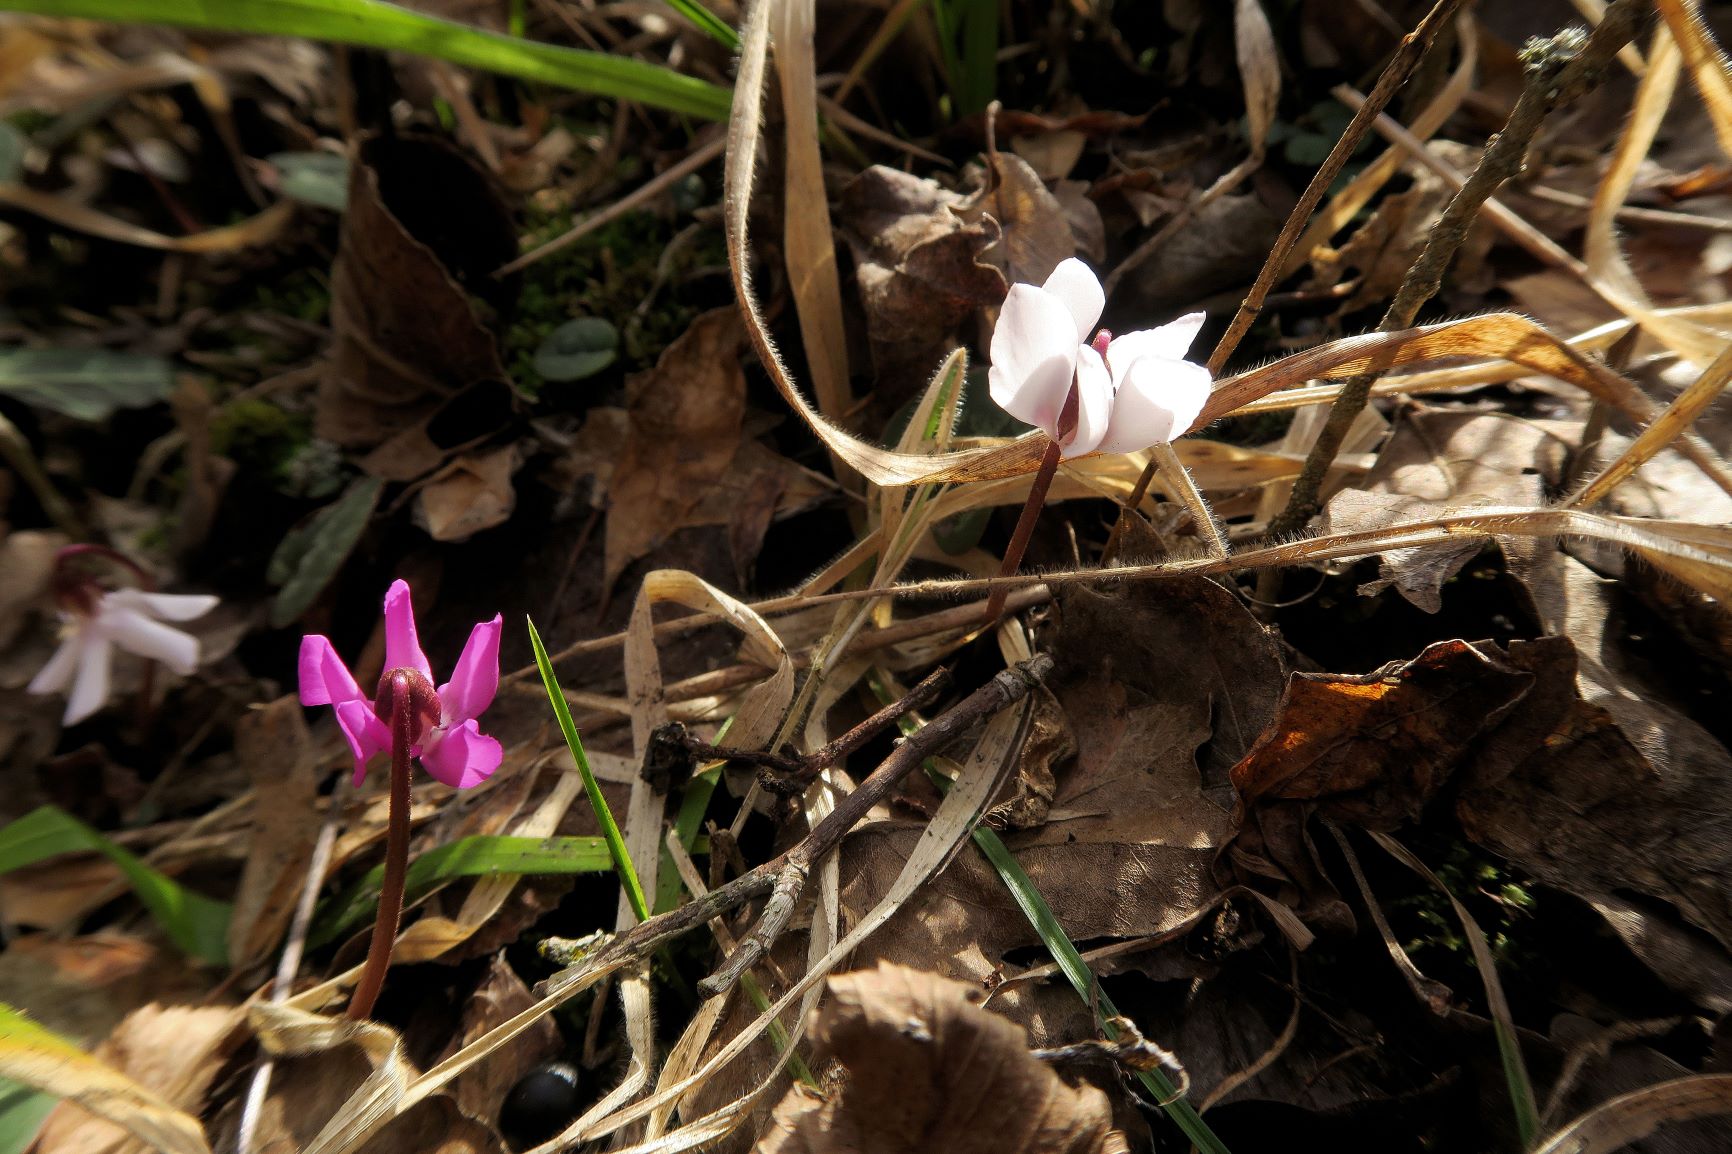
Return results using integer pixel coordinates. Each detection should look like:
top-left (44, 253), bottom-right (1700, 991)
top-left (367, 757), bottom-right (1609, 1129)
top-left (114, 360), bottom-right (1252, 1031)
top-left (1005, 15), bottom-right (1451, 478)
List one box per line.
top-left (494, 133), bottom-right (725, 276)
top-left (669, 665), bottom-right (952, 790)
top-left (1104, 153), bottom-right (1261, 298)
top-left (539, 656), bottom-right (1054, 1001)
top-left (1267, 3), bottom-right (1647, 541)
top-left (1104, 0), bottom-right (1466, 563)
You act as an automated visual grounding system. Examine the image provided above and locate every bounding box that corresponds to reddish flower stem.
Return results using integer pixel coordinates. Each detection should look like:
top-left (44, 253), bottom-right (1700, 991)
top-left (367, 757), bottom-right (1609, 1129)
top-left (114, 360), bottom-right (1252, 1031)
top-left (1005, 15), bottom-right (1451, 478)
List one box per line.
top-left (347, 672), bottom-right (414, 1021)
top-left (983, 436), bottom-right (1062, 624)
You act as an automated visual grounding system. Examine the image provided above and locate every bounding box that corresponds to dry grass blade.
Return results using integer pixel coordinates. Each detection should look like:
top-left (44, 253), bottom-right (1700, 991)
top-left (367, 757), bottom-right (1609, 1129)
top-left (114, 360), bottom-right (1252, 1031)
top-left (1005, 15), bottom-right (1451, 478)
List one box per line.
top-left (1533, 1074), bottom-right (1732, 1154)
top-left (1570, 340), bottom-right (1732, 508)
top-left (0, 1006), bottom-right (211, 1154)
top-left (775, 0), bottom-right (854, 484)
top-left (1653, 0), bottom-right (1732, 156)
top-left (254, 1002), bottom-right (415, 1154)
top-left (0, 185), bottom-right (294, 252)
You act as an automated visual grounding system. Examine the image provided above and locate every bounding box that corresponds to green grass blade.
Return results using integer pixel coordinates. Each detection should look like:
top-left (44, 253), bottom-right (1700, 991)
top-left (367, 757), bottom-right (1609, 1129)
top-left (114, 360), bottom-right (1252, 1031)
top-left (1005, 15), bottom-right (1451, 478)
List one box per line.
top-left (0, 806), bottom-right (230, 966)
top-left (2, 0), bottom-right (731, 121)
top-left (664, 0), bottom-right (738, 50)
top-left (957, 0), bottom-right (996, 115)
top-left (0, 1076), bottom-right (57, 1154)
top-left (528, 615), bottom-right (650, 922)
top-left (309, 833), bottom-right (611, 946)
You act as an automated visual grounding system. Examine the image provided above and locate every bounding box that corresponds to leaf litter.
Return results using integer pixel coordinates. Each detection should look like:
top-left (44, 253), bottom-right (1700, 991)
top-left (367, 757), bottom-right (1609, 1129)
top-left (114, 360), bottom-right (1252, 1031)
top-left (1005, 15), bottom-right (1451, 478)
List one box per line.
top-left (7, 1), bottom-right (1732, 1153)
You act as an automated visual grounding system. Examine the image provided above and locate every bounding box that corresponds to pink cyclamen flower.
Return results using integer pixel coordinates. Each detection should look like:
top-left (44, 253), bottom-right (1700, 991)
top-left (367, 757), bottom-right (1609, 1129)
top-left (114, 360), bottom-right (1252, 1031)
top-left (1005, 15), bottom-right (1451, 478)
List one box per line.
top-left (29, 588), bottom-right (218, 725)
top-left (988, 257), bottom-right (1213, 458)
top-left (298, 580), bottom-right (503, 789)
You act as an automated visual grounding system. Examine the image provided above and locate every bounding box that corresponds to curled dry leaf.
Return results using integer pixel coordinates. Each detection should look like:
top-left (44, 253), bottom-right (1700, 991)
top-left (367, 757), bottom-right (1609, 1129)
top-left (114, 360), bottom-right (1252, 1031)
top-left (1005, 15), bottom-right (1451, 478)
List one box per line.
top-left (413, 444), bottom-right (524, 543)
top-left (756, 962), bottom-right (1128, 1154)
top-left (955, 148), bottom-right (1075, 290)
top-left (1218, 638), bottom-right (1539, 930)
top-left (835, 166), bottom-right (1008, 394)
top-left (321, 134), bottom-right (516, 450)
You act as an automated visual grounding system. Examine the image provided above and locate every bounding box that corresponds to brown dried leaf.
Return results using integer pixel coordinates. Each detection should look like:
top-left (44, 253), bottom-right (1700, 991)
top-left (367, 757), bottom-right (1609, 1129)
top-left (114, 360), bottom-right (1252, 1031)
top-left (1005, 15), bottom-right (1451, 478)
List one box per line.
top-left (835, 166), bottom-right (1008, 392)
top-left (756, 962), bottom-right (1128, 1154)
top-left (322, 134), bottom-right (516, 450)
top-left (227, 696), bottom-right (320, 971)
top-left (1220, 639), bottom-right (1538, 929)
top-left (33, 1003), bottom-right (244, 1154)
top-left (412, 444), bottom-right (524, 543)
top-left (447, 955), bottom-right (561, 1124)
top-left (957, 149), bottom-right (1075, 288)
top-left (0, 933), bottom-right (210, 1047)
top-left (1321, 410), bottom-right (1559, 612)
top-left (602, 307), bottom-right (747, 591)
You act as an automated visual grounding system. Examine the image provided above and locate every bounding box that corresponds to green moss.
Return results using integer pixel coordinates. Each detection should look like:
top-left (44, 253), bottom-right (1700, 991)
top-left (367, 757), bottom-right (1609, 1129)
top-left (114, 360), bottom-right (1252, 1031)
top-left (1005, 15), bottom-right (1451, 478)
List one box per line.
top-left (505, 193), bottom-right (725, 398)
top-left (1392, 840), bottom-right (1539, 969)
top-left (210, 397), bottom-right (341, 497)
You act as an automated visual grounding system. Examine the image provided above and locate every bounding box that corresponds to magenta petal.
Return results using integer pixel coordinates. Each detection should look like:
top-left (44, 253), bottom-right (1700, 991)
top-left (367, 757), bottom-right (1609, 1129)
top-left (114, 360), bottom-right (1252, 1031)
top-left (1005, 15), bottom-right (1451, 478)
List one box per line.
top-left (419, 720), bottom-right (502, 789)
top-left (438, 615), bottom-right (502, 725)
top-left (381, 579), bottom-right (432, 679)
top-left (299, 635), bottom-right (363, 707)
top-left (335, 698), bottom-right (392, 785)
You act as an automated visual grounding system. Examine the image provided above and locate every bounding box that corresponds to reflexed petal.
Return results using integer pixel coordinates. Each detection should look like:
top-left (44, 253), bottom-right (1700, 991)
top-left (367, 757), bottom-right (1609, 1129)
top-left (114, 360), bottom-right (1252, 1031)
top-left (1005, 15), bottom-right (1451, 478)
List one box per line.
top-left (103, 606), bottom-right (199, 675)
top-left (439, 615), bottom-right (501, 725)
top-left (105, 589), bottom-right (219, 622)
top-left (28, 630), bottom-right (81, 696)
top-left (64, 635), bottom-right (114, 726)
top-left (382, 579), bottom-right (432, 679)
top-left (1040, 258), bottom-right (1105, 343)
top-left (419, 720), bottom-right (502, 790)
top-left (298, 634), bottom-right (364, 707)
top-left (1061, 344), bottom-right (1112, 458)
top-left (335, 699), bottom-right (392, 785)
top-left (1096, 358), bottom-right (1215, 455)
top-left (1103, 313), bottom-right (1207, 385)
top-left (989, 283), bottom-right (1083, 436)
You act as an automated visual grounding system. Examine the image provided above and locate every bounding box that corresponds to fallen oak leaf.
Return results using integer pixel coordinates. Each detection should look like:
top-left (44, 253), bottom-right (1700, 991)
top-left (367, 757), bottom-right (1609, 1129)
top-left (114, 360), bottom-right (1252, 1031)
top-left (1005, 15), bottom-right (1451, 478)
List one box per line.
top-left (756, 961), bottom-right (1128, 1154)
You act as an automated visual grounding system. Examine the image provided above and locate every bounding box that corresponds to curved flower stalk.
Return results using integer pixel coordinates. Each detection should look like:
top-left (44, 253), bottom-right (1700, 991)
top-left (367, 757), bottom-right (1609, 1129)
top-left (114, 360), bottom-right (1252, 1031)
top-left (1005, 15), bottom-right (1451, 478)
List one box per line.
top-left (28, 545), bottom-right (217, 726)
top-left (298, 579), bottom-right (502, 1019)
top-left (983, 260), bottom-right (1223, 618)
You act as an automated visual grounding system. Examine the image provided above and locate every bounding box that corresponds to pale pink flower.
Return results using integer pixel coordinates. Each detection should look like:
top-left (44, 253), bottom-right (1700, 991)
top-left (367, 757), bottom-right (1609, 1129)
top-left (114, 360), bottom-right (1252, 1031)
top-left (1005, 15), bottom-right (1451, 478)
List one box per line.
top-left (29, 589), bottom-right (218, 726)
top-left (298, 580), bottom-right (502, 789)
top-left (988, 258), bottom-right (1213, 458)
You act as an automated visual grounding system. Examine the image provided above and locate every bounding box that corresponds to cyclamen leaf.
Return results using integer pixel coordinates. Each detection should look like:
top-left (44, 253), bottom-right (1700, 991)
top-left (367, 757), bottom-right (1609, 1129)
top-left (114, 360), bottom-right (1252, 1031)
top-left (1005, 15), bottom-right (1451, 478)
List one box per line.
top-left (268, 477), bottom-right (383, 627)
top-left (268, 151), bottom-right (349, 211)
top-left (0, 348), bottom-right (174, 421)
top-left (0, 807), bottom-right (230, 965)
top-left (532, 317), bottom-right (619, 383)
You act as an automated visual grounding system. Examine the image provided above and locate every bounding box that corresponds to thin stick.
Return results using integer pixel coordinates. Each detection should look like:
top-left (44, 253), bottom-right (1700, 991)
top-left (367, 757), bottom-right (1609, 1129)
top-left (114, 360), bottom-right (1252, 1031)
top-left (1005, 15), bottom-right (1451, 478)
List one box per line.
top-left (347, 675), bottom-right (414, 1020)
top-left (984, 439), bottom-right (1062, 622)
top-left (1267, 4), bottom-right (1646, 541)
top-left (494, 134), bottom-right (725, 276)
top-left (1103, 0), bottom-right (1466, 565)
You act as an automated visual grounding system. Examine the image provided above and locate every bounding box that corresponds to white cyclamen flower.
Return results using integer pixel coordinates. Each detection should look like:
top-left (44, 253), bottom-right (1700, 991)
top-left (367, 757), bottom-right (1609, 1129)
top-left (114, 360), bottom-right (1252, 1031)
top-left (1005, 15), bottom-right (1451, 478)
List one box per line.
top-left (988, 257), bottom-right (1213, 458)
top-left (28, 589), bottom-right (218, 725)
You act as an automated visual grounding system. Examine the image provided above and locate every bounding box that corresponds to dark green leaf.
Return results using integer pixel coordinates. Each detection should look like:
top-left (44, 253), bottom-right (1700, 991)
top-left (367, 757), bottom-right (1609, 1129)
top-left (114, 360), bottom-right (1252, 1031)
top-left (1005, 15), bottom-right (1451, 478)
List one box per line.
top-left (0, 124), bottom-right (25, 184)
top-left (268, 477), bottom-right (383, 628)
top-left (268, 151), bottom-right (349, 211)
top-left (0, 807), bottom-right (230, 965)
top-left (0, 1077), bottom-right (57, 1154)
top-left (0, 348), bottom-right (174, 421)
top-left (532, 318), bottom-right (619, 383)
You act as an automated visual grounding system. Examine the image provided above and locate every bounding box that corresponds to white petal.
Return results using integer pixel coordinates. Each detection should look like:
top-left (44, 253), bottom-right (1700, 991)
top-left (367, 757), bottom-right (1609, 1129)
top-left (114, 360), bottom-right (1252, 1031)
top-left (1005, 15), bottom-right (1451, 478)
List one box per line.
top-left (1040, 258), bottom-right (1105, 343)
top-left (103, 607), bottom-right (200, 675)
top-left (1104, 313), bottom-right (1207, 386)
top-left (105, 589), bottom-right (219, 622)
top-left (28, 630), bottom-right (82, 695)
top-left (1096, 358), bottom-right (1215, 455)
top-left (989, 283), bottom-right (1083, 436)
top-left (64, 636), bottom-right (114, 725)
top-left (1060, 344), bottom-right (1112, 458)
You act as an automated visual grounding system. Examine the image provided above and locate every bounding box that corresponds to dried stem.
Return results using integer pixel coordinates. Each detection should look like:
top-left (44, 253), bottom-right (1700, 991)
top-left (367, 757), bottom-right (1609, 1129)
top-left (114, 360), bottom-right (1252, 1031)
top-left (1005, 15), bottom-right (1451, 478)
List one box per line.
top-left (1151, 440), bottom-right (1226, 558)
top-left (985, 438), bottom-right (1062, 622)
top-left (540, 656), bottom-right (1054, 1001)
top-left (673, 665), bottom-right (951, 789)
top-left (1102, 0), bottom-right (1466, 565)
top-left (1267, 2), bottom-right (1647, 542)
top-left (347, 674), bottom-right (414, 1021)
